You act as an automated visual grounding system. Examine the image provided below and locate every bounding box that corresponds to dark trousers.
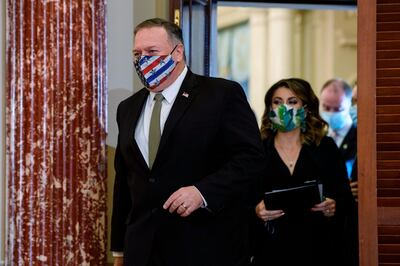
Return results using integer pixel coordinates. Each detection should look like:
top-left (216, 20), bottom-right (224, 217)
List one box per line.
top-left (146, 248), bottom-right (164, 266)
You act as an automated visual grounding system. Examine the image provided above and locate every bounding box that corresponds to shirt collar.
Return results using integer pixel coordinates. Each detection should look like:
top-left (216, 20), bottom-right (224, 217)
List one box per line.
top-left (149, 66), bottom-right (188, 104)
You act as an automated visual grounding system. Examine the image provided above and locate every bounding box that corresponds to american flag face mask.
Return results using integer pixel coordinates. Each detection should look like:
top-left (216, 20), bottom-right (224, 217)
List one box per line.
top-left (134, 45), bottom-right (178, 89)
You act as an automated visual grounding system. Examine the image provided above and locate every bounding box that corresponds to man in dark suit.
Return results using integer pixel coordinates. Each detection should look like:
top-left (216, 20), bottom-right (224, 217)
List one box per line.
top-left (111, 18), bottom-right (265, 266)
top-left (320, 79), bottom-right (357, 184)
top-left (320, 78), bottom-right (358, 266)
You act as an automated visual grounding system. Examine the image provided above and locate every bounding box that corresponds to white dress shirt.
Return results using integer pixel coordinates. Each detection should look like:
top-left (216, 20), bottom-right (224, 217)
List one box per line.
top-left (134, 66), bottom-right (188, 164)
top-left (135, 66), bottom-right (206, 205)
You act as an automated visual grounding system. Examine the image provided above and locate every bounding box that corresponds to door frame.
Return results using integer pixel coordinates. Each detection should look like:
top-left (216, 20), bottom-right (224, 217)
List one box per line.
top-left (357, 0), bottom-right (378, 265)
top-left (169, 0), bottom-right (216, 76)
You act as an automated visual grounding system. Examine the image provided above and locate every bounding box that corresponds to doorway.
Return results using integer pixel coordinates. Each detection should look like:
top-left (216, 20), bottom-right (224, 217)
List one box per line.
top-left (216, 3), bottom-right (358, 266)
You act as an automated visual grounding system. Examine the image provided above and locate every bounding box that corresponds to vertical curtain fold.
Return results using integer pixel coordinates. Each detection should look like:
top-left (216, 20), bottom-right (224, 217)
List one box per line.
top-left (6, 0), bottom-right (107, 265)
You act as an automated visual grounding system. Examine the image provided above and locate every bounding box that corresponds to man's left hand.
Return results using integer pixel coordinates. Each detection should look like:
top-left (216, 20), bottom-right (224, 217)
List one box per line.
top-left (163, 186), bottom-right (204, 217)
top-left (350, 181), bottom-right (358, 202)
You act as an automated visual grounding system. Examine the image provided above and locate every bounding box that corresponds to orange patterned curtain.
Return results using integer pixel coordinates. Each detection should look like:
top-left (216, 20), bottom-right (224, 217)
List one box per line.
top-left (6, 0), bottom-right (107, 265)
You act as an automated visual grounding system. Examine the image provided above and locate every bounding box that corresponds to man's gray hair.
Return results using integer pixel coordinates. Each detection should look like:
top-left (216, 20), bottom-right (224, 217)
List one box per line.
top-left (134, 18), bottom-right (184, 46)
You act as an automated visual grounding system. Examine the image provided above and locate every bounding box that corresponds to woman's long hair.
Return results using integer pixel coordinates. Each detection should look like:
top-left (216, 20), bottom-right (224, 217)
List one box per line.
top-left (260, 78), bottom-right (328, 145)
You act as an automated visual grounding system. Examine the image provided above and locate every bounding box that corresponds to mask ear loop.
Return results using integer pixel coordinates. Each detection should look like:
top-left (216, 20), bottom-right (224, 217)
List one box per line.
top-left (170, 44), bottom-right (178, 55)
top-left (169, 44), bottom-right (181, 66)
top-left (268, 106), bottom-right (278, 132)
top-left (301, 104), bottom-right (308, 132)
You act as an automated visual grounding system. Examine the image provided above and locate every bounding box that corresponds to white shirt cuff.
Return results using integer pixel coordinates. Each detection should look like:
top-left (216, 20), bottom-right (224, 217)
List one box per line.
top-left (193, 185), bottom-right (208, 208)
top-left (112, 251), bottom-right (124, 257)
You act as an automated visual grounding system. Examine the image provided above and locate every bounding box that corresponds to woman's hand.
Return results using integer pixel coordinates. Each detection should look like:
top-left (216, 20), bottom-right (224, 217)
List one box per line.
top-left (255, 200), bottom-right (285, 222)
top-left (311, 197), bottom-right (336, 217)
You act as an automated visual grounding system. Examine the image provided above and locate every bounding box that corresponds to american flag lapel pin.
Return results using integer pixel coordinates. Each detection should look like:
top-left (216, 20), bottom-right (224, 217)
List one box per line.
top-left (182, 92), bottom-right (189, 98)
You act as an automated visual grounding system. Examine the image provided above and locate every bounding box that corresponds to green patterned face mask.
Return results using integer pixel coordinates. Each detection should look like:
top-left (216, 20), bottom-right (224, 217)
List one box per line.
top-left (268, 104), bottom-right (306, 132)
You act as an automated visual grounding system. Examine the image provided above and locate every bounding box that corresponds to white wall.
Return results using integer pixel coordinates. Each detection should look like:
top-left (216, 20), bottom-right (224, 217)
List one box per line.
top-left (0, 0), bottom-right (6, 265)
top-left (107, 0), bottom-right (135, 149)
top-left (106, 1), bottom-right (135, 263)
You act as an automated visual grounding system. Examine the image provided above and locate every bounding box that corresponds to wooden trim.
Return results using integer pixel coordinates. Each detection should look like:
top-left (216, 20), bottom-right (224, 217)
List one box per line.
top-left (358, 0), bottom-right (378, 265)
top-left (169, 0), bottom-right (182, 23)
top-left (378, 207), bottom-right (400, 225)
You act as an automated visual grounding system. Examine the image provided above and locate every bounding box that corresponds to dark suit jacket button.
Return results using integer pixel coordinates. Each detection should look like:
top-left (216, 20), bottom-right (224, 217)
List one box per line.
top-left (149, 178), bottom-right (155, 183)
top-left (151, 208), bottom-right (158, 214)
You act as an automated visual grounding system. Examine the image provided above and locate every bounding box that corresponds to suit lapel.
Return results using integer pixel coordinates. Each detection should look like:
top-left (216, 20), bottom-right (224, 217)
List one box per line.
top-left (340, 125), bottom-right (356, 151)
top-left (127, 89), bottom-right (149, 168)
top-left (157, 70), bottom-right (198, 158)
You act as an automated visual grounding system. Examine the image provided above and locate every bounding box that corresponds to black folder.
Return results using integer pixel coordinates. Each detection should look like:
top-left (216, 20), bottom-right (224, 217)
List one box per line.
top-left (263, 180), bottom-right (322, 213)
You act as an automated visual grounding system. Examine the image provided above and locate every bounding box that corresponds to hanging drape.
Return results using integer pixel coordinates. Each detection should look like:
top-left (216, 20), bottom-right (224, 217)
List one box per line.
top-left (6, 0), bottom-right (107, 265)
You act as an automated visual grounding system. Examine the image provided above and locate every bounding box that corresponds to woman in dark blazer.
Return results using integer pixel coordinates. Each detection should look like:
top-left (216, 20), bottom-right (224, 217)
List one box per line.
top-left (251, 78), bottom-right (355, 266)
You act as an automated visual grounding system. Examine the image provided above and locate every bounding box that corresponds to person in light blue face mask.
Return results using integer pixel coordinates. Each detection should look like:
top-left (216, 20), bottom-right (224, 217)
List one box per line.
top-left (320, 79), bottom-right (356, 182)
top-left (319, 78), bottom-right (359, 266)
